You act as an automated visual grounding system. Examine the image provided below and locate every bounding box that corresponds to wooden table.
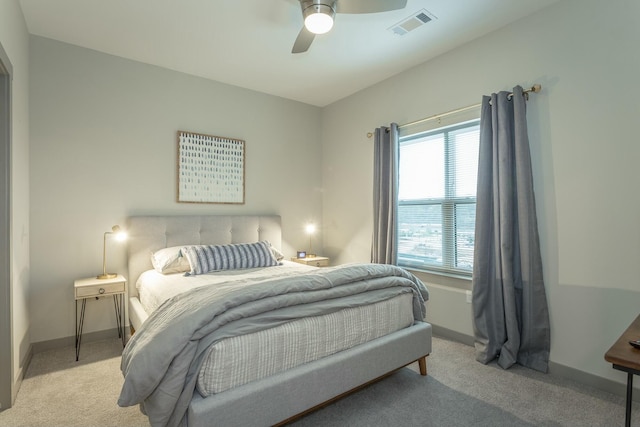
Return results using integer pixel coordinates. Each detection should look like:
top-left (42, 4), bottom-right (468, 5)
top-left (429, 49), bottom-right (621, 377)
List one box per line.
top-left (605, 314), bottom-right (640, 427)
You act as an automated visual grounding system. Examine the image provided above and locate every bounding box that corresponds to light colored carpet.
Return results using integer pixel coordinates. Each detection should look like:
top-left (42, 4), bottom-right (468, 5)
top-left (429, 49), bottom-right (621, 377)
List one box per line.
top-left (292, 338), bottom-right (637, 426)
top-left (0, 336), bottom-right (636, 426)
top-left (0, 339), bottom-right (148, 427)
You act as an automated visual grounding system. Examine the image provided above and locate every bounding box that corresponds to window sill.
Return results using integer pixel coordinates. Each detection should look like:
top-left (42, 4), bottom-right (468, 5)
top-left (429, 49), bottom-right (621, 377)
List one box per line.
top-left (403, 267), bottom-right (472, 291)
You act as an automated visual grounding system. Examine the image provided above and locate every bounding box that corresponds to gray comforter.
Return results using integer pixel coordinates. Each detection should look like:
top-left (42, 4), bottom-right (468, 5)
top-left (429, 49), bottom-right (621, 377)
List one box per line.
top-left (118, 263), bottom-right (429, 427)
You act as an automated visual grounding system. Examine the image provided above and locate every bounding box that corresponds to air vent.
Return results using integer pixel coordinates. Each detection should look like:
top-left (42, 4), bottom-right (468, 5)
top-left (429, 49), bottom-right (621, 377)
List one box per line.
top-left (389, 9), bottom-right (437, 36)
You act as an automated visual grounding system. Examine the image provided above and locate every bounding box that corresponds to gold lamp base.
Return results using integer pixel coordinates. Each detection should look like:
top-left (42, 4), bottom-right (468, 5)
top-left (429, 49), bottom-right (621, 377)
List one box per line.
top-left (97, 273), bottom-right (117, 280)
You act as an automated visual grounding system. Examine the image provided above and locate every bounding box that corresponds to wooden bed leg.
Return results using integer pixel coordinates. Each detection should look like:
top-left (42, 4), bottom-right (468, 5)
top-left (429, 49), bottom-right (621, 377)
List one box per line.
top-left (418, 355), bottom-right (428, 376)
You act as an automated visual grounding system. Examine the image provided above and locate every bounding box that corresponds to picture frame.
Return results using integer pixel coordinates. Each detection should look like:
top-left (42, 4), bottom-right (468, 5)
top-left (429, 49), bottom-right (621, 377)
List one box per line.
top-left (177, 130), bottom-right (245, 204)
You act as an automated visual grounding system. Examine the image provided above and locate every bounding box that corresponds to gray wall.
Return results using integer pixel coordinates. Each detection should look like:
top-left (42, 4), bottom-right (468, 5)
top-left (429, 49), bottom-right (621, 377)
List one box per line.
top-left (321, 0), bottom-right (640, 389)
top-left (29, 37), bottom-right (323, 342)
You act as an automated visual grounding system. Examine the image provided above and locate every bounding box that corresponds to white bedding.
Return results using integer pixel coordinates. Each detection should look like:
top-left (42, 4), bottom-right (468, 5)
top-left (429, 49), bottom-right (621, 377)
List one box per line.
top-left (136, 260), bottom-right (316, 314)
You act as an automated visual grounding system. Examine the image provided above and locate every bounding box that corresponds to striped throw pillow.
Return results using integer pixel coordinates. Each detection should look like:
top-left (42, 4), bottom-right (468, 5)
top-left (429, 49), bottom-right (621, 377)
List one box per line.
top-left (182, 241), bottom-right (279, 275)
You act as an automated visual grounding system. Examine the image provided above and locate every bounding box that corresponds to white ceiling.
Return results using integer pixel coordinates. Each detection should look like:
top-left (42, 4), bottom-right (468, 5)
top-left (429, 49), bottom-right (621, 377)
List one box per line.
top-left (19, 0), bottom-right (560, 107)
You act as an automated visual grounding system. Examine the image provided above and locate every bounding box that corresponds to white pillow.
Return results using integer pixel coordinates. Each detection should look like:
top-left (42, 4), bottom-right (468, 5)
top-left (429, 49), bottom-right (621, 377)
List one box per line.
top-left (269, 243), bottom-right (285, 261)
top-left (151, 246), bottom-right (191, 274)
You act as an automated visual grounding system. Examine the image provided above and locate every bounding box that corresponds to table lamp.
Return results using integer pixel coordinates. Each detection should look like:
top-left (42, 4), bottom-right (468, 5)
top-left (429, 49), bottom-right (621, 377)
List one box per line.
top-left (305, 223), bottom-right (316, 257)
top-left (97, 225), bottom-right (127, 279)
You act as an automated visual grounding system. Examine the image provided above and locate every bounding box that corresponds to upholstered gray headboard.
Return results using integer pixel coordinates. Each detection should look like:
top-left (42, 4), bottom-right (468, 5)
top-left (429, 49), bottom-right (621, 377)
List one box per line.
top-left (127, 215), bottom-right (282, 297)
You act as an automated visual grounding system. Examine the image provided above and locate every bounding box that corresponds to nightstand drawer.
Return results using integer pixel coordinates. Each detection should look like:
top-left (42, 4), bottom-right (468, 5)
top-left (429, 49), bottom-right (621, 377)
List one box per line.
top-left (308, 258), bottom-right (329, 267)
top-left (292, 256), bottom-right (330, 267)
top-left (75, 281), bottom-right (125, 299)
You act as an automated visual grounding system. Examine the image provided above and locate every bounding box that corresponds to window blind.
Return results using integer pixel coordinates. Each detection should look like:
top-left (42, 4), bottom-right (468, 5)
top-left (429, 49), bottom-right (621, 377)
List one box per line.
top-left (397, 105), bottom-right (480, 276)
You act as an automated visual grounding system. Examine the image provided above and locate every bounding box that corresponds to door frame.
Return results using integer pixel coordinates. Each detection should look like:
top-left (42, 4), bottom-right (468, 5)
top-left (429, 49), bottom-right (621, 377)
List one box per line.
top-left (0, 39), bottom-right (13, 411)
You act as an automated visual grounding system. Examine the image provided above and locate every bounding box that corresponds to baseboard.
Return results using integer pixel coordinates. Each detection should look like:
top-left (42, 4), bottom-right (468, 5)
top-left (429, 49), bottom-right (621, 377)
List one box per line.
top-left (431, 324), bottom-right (475, 346)
top-left (11, 343), bottom-right (33, 404)
top-left (31, 327), bottom-right (129, 354)
top-left (431, 326), bottom-right (640, 402)
top-left (548, 360), bottom-right (640, 402)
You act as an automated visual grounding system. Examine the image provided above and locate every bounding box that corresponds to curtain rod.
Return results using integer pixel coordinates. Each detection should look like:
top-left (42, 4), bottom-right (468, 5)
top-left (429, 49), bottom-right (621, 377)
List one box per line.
top-left (366, 84), bottom-right (541, 139)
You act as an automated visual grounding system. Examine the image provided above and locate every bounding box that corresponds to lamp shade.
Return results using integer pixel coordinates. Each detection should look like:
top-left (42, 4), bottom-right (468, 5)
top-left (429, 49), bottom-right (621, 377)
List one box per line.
top-left (303, 3), bottom-right (335, 35)
top-left (112, 225), bottom-right (127, 242)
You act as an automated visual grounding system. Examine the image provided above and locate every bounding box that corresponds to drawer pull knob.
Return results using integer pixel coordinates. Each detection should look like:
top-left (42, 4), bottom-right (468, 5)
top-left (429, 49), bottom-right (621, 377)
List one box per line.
top-left (99, 288), bottom-right (105, 294)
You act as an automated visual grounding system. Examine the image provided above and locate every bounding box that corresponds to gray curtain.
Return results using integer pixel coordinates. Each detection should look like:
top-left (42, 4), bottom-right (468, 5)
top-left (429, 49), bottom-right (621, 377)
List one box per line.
top-left (371, 123), bottom-right (399, 264)
top-left (472, 86), bottom-right (550, 373)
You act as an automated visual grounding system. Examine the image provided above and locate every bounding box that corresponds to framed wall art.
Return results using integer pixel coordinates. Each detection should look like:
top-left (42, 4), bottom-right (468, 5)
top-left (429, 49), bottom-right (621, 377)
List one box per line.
top-left (177, 130), bottom-right (245, 204)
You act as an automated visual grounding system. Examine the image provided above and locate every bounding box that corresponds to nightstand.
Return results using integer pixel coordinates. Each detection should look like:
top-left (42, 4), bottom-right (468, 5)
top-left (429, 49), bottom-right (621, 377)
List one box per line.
top-left (74, 274), bottom-right (126, 361)
top-left (291, 256), bottom-right (330, 267)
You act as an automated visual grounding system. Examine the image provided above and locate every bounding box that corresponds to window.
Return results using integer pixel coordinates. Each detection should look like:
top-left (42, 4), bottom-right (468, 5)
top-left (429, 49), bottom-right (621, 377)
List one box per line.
top-left (397, 110), bottom-right (480, 277)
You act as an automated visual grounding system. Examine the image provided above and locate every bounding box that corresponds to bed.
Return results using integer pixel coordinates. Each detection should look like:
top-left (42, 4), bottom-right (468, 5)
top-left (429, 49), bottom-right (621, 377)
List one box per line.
top-left (118, 215), bottom-right (432, 427)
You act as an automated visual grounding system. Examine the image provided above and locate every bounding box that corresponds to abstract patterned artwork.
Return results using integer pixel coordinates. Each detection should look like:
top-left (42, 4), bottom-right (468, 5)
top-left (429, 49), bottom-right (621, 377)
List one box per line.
top-left (177, 131), bottom-right (245, 204)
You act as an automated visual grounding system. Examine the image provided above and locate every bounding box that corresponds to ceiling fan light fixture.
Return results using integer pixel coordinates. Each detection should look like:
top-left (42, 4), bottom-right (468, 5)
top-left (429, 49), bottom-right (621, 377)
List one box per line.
top-left (303, 3), bottom-right (335, 35)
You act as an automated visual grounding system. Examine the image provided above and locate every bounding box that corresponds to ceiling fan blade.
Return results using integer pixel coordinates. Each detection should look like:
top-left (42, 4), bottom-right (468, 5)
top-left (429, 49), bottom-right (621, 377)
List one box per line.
top-left (292, 26), bottom-right (315, 54)
top-left (336, 0), bottom-right (407, 14)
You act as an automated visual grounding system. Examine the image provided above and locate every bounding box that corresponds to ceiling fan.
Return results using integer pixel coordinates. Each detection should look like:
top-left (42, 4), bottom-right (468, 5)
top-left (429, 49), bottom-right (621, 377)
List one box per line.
top-left (292, 0), bottom-right (408, 54)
